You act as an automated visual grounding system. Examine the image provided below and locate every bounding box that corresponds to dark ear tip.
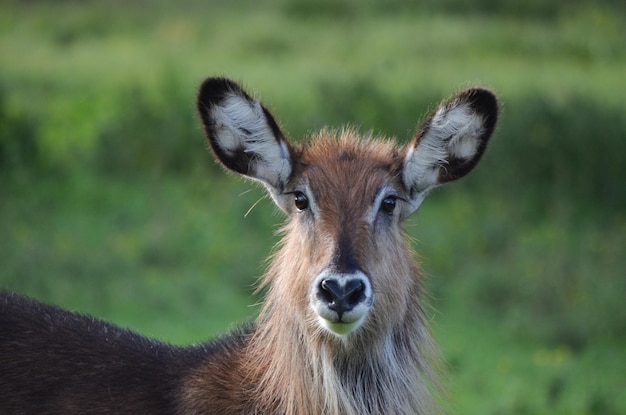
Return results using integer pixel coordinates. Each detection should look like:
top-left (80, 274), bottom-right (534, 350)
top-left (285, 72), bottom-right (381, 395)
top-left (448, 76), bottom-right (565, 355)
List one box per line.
top-left (197, 77), bottom-right (246, 111)
top-left (462, 88), bottom-right (499, 129)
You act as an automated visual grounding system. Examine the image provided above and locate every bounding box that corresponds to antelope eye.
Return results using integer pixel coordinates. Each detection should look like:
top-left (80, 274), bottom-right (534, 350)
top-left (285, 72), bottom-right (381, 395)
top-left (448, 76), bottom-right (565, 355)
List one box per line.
top-left (294, 191), bottom-right (309, 211)
top-left (380, 196), bottom-right (397, 214)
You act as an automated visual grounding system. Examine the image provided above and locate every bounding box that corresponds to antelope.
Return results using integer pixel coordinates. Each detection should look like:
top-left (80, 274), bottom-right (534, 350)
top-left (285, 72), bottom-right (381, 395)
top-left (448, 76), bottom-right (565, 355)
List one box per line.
top-left (0, 77), bottom-right (498, 414)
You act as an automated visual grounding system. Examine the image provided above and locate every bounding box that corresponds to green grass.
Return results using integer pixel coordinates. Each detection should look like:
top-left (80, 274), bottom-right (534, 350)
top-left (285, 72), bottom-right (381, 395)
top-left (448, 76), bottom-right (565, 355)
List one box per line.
top-left (435, 308), bottom-right (625, 414)
top-left (1, 1), bottom-right (625, 413)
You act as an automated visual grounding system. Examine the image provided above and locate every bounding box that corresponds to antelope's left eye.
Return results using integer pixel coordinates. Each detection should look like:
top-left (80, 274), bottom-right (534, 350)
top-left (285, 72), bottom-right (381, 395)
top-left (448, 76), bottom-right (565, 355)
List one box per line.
top-left (380, 196), bottom-right (397, 215)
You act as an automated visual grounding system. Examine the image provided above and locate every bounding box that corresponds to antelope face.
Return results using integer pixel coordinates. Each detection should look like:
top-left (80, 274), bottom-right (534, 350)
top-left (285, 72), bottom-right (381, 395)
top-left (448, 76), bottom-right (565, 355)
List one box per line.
top-left (197, 77), bottom-right (498, 338)
top-left (287, 136), bottom-right (406, 336)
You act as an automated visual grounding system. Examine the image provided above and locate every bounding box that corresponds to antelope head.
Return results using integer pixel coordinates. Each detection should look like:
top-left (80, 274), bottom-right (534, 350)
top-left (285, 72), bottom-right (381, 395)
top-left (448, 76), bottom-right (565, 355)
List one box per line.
top-left (197, 78), bottom-right (498, 340)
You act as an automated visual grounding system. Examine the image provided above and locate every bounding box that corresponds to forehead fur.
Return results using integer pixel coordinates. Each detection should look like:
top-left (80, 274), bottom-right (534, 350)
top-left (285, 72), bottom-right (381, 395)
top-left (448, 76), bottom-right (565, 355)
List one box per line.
top-left (292, 128), bottom-right (404, 209)
top-left (297, 128), bottom-right (402, 171)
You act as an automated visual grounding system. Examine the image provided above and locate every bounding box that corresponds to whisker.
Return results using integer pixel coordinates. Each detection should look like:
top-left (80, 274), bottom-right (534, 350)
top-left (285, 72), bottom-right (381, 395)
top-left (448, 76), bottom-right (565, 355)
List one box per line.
top-left (245, 195), bottom-right (267, 218)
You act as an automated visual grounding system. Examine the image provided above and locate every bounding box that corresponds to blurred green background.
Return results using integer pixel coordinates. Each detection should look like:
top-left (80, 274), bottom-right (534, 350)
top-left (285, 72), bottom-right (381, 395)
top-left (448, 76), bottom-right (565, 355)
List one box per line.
top-left (1, 0), bottom-right (624, 413)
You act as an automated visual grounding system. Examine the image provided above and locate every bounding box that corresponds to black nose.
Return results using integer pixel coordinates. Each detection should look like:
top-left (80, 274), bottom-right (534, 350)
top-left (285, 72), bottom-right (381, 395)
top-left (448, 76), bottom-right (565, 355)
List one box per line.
top-left (318, 278), bottom-right (366, 320)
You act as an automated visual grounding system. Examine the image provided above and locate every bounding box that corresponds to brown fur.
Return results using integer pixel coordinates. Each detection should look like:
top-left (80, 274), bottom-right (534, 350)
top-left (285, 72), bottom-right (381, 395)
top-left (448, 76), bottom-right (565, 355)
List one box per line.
top-left (179, 130), bottom-right (441, 415)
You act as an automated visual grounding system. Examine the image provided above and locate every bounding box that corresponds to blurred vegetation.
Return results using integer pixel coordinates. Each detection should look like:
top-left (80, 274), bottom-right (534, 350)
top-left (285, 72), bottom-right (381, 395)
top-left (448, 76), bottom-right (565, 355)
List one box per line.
top-left (1, 0), bottom-right (625, 413)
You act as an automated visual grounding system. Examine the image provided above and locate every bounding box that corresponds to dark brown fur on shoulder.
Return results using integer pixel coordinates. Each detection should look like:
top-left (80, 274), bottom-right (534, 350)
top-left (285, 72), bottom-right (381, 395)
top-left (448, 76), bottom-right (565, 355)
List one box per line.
top-left (0, 291), bottom-right (253, 414)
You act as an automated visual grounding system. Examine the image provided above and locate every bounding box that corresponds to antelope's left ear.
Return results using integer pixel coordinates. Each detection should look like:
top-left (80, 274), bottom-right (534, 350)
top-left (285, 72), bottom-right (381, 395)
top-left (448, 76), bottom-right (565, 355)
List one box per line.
top-left (401, 88), bottom-right (499, 215)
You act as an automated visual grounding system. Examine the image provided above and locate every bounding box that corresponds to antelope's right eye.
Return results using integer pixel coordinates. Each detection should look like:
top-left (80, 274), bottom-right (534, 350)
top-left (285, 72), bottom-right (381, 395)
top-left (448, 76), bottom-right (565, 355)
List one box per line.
top-left (294, 191), bottom-right (309, 211)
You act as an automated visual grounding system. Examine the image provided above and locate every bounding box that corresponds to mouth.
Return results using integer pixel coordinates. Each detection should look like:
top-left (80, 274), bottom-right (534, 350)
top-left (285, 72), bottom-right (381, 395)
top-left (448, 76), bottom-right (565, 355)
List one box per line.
top-left (317, 314), bottom-right (368, 336)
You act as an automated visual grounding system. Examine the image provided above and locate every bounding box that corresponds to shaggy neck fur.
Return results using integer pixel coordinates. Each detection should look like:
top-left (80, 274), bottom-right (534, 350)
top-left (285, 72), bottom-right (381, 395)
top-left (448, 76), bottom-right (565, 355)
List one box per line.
top-left (245, 230), bottom-right (441, 415)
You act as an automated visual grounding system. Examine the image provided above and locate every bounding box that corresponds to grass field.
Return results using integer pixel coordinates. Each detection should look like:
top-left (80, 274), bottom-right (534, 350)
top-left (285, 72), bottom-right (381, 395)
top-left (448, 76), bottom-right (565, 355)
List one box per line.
top-left (1, 1), bottom-right (625, 413)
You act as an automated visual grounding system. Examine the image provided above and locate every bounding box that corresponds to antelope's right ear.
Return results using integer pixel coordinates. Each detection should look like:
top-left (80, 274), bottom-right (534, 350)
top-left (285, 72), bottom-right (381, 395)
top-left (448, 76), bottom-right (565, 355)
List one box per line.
top-left (197, 77), bottom-right (293, 193)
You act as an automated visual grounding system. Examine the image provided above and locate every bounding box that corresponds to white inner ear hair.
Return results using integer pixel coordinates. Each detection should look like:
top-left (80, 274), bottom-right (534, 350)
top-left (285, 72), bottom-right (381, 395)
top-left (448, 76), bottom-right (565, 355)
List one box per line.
top-left (403, 103), bottom-right (485, 196)
top-left (212, 93), bottom-right (291, 184)
top-left (432, 103), bottom-right (485, 160)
